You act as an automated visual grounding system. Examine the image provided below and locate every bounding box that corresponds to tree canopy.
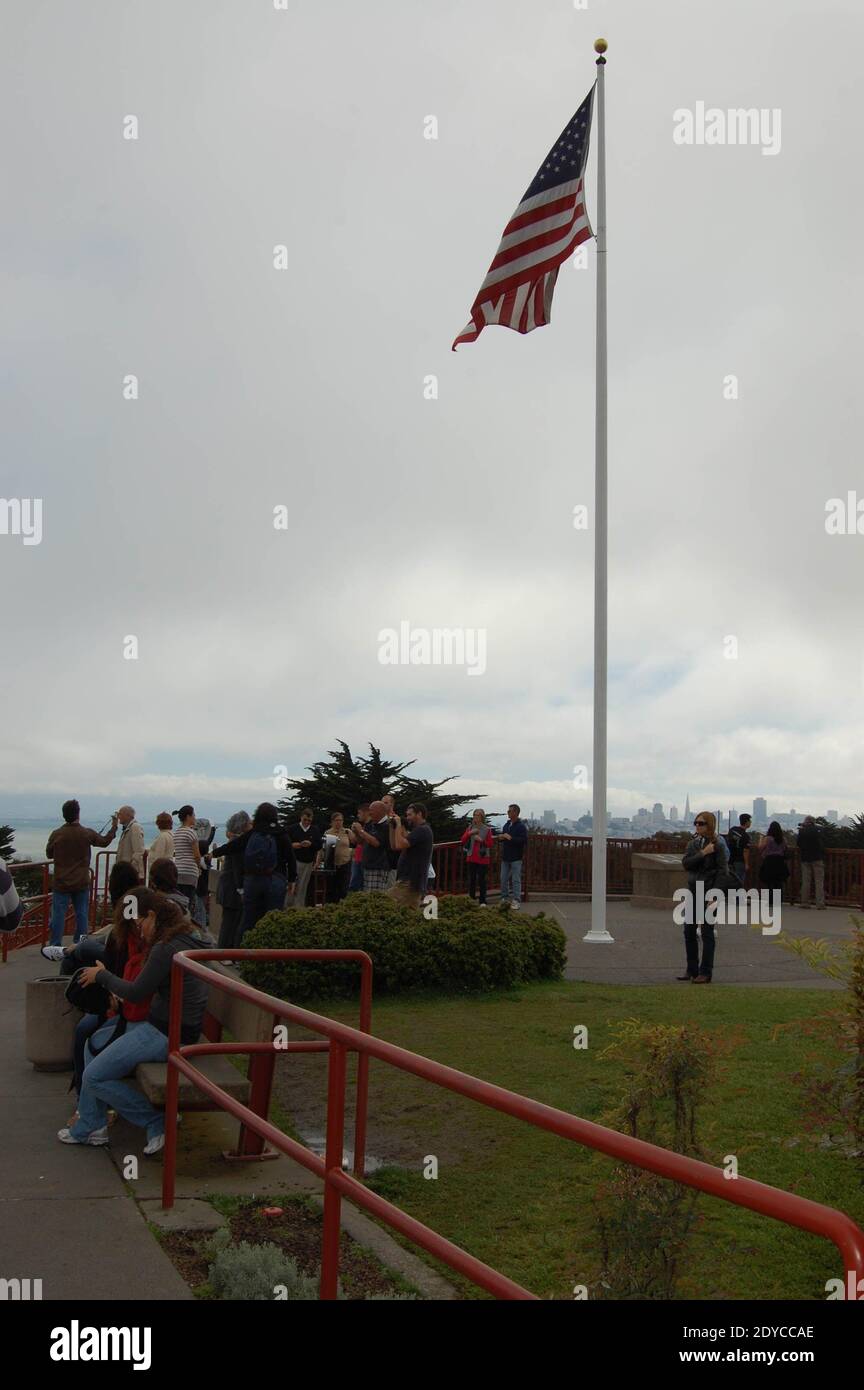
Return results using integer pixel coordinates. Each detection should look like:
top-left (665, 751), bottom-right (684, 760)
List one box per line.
top-left (276, 741), bottom-right (484, 841)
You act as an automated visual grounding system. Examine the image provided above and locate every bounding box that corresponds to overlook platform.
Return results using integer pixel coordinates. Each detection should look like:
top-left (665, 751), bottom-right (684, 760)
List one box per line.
top-left (518, 899), bottom-right (852, 989)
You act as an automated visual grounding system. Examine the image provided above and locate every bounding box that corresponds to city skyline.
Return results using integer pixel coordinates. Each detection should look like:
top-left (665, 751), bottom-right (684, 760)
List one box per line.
top-left (526, 797), bottom-right (857, 832)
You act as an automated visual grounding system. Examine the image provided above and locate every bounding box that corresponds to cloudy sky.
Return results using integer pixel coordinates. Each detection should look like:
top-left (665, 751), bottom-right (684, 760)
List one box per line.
top-left (2, 0), bottom-right (863, 823)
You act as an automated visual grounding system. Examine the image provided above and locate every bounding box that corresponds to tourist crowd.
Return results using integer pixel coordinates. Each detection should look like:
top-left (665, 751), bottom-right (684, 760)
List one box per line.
top-left (14, 795), bottom-right (524, 1152)
top-left (1, 796), bottom-right (830, 1150)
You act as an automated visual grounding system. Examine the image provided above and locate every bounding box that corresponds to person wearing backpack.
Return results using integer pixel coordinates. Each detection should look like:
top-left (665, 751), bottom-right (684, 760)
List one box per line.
top-left (212, 802), bottom-right (297, 941)
top-left (725, 813), bottom-right (752, 886)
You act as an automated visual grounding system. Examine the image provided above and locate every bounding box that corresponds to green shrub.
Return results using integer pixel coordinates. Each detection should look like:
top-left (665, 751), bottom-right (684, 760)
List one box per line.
top-left (205, 1228), bottom-right (319, 1301)
top-left (239, 892), bottom-right (566, 1000)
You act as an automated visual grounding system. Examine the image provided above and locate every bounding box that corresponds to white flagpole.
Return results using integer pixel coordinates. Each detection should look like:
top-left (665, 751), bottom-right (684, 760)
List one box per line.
top-left (584, 38), bottom-right (614, 943)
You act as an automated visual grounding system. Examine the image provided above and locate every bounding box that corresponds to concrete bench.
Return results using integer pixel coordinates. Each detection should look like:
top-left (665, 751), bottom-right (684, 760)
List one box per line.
top-left (631, 853), bottom-right (689, 909)
top-left (134, 961), bottom-right (274, 1113)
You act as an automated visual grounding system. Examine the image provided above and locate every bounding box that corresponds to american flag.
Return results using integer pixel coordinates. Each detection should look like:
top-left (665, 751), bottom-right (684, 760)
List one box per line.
top-left (452, 87), bottom-right (595, 350)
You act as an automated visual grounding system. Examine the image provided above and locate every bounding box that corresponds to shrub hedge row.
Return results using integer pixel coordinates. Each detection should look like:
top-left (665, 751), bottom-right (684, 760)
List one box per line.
top-left (239, 892), bottom-right (566, 1000)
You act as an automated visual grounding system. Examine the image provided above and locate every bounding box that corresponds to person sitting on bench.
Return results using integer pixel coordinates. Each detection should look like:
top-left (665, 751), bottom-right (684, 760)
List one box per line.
top-left (57, 889), bottom-right (212, 1155)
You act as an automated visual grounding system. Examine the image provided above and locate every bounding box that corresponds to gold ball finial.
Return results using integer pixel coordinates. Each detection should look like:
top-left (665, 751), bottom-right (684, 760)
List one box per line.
top-left (594, 38), bottom-right (608, 54)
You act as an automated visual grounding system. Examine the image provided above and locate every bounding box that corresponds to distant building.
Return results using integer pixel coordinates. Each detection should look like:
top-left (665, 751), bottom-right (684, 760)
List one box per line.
top-left (669, 804), bottom-right (679, 822)
top-left (542, 809), bottom-right (556, 829)
top-left (684, 794), bottom-right (691, 822)
top-left (826, 810), bottom-right (839, 824)
top-left (753, 797), bottom-right (767, 826)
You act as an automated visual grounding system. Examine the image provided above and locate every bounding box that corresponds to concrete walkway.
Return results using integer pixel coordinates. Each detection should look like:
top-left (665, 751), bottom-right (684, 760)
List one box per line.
top-left (0, 947), bottom-right (191, 1300)
top-left (521, 898), bottom-right (855, 988)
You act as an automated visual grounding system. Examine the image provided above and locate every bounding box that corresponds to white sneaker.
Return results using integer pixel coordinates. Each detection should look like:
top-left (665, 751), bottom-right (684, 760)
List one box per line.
top-left (57, 1127), bottom-right (109, 1147)
top-left (479, 903), bottom-right (487, 908)
top-left (511, 900), bottom-right (520, 910)
top-left (41, 945), bottom-right (67, 962)
top-left (143, 1132), bottom-right (165, 1156)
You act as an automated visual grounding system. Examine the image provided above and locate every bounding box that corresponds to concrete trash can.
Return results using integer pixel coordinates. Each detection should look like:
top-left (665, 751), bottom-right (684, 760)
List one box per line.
top-left (25, 976), bottom-right (78, 1072)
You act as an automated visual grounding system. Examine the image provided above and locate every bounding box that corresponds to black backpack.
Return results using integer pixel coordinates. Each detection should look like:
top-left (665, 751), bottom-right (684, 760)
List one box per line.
top-left (65, 967), bottom-right (110, 1016)
top-left (725, 826), bottom-right (745, 861)
top-left (244, 830), bottom-right (278, 876)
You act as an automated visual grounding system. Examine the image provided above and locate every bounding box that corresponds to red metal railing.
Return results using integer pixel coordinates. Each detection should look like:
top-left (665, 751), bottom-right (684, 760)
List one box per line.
top-left (1, 861), bottom-right (79, 962)
top-left (433, 838), bottom-right (864, 905)
top-left (162, 949), bottom-right (864, 1300)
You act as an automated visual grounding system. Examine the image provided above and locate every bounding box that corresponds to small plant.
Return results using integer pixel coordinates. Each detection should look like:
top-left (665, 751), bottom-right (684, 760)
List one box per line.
top-left (586, 1020), bottom-right (735, 1300)
top-left (205, 1227), bottom-right (319, 1301)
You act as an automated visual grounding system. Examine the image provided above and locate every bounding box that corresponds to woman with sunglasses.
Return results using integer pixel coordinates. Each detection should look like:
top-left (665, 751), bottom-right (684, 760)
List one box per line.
top-left (680, 811), bottom-right (729, 984)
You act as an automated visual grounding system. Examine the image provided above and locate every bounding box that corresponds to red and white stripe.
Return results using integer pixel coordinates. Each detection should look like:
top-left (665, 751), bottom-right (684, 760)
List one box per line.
top-left (452, 177), bottom-right (592, 349)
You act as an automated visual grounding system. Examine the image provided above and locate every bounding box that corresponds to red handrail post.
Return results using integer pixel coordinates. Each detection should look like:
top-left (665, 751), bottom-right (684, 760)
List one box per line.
top-left (237, 1046), bottom-right (276, 1158)
top-left (320, 1038), bottom-right (347, 1300)
top-left (353, 958), bottom-right (373, 1178)
top-left (160, 959), bottom-right (184, 1210)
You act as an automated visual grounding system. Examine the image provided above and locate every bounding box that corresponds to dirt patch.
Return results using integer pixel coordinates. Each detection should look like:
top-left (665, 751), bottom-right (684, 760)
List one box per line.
top-left (273, 1042), bottom-right (481, 1170)
top-left (158, 1196), bottom-right (418, 1300)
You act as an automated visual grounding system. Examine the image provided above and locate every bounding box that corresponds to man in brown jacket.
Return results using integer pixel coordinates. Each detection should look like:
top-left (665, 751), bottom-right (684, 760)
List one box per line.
top-left (46, 801), bottom-right (116, 946)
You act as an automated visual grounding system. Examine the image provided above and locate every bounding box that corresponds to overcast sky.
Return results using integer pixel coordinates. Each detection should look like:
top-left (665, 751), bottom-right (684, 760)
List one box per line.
top-left (2, 0), bottom-right (863, 823)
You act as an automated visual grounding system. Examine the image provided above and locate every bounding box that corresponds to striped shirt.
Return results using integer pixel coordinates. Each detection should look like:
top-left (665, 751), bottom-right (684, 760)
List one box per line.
top-left (173, 825), bottom-right (199, 885)
top-left (0, 864), bottom-right (24, 932)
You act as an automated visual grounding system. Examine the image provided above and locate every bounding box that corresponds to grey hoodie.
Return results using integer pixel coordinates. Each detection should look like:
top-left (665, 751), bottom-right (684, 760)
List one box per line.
top-left (97, 927), bottom-right (214, 1044)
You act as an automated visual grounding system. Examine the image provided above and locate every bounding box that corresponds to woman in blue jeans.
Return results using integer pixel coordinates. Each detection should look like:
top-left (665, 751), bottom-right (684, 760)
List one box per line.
top-left (45, 860), bottom-right (141, 1102)
top-left (57, 889), bottom-right (211, 1155)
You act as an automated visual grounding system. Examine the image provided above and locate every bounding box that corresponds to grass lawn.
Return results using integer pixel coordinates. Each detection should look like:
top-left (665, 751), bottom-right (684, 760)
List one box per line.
top-left (272, 980), bottom-right (861, 1300)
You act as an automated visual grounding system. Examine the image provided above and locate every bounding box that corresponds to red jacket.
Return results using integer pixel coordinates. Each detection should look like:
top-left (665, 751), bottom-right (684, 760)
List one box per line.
top-left (108, 934), bottom-right (152, 1022)
top-left (460, 827), bottom-right (493, 865)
